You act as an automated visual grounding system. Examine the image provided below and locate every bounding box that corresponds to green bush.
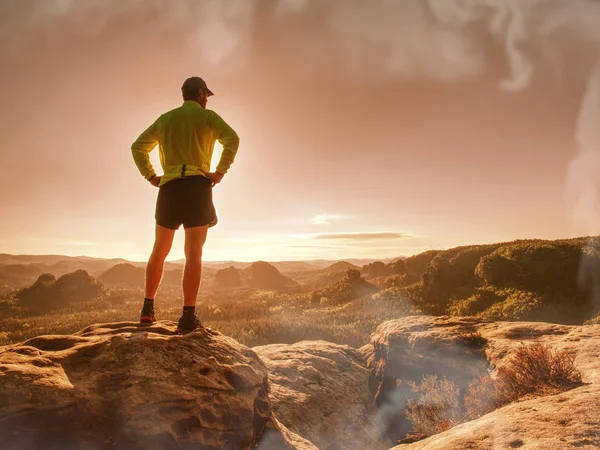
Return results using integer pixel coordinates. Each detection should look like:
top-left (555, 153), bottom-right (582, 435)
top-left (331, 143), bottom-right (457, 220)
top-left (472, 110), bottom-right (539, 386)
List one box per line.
top-left (447, 287), bottom-right (500, 316)
top-left (478, 289), bottom-right (543, 321)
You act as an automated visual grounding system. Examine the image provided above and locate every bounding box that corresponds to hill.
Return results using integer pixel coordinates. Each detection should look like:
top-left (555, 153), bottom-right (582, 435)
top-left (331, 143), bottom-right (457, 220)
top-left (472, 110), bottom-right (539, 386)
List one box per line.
top-left (214, 266), bottom-right (244, 289)
top-left (311, 269), bottom-right (379, 305)
top-left (16, 270), bottom-right (104, 312)
top-left (243, 261), bottom-right (297, 290)
top-left (376, 237), bottom-right (600, 324)
top-left (290, 261), bottom-right (362, 287)
top-left (0, 263), bottom-right (48, 288)
top-left (98, 263), bottom-right (146, 287)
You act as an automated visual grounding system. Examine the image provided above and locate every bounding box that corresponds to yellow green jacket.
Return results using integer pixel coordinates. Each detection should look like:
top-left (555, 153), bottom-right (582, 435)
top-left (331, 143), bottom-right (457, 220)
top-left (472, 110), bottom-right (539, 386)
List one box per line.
top-left (131, 100), bottom-right (240, 187)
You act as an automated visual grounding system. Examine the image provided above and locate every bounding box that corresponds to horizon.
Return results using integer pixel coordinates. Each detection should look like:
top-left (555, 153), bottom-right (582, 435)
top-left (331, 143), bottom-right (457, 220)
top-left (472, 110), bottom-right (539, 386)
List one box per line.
top-left (1, 1), bottom-right (599, 262)
top-left (2, 231), bottom-right (597, 265)
top-left (0, 250), bottom-right (399, 265)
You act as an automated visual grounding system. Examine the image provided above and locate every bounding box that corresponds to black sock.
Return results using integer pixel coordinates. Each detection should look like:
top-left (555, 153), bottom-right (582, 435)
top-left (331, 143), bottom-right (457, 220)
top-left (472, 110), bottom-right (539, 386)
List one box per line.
top-left (183, 306), bottom-right (195, 317)
top-left (143, 298), bottom-right (154, 311)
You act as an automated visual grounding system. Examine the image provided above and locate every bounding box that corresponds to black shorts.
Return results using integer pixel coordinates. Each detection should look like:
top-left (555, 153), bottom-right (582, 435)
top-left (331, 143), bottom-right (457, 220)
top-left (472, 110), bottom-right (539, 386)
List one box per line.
top-left (155, 175), bottom-right (218, 230)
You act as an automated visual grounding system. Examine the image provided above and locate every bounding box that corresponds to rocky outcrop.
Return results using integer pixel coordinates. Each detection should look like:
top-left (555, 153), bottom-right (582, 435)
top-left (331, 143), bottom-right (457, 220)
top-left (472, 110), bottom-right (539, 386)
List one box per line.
top-left (255, 340), bottom-right (391, 450)
top-left (0, 321), bottom-right (279, 450)
top-left (361, 315), bottom-right (600, 449)
top-left (3, 315), bottom-right (600, 450)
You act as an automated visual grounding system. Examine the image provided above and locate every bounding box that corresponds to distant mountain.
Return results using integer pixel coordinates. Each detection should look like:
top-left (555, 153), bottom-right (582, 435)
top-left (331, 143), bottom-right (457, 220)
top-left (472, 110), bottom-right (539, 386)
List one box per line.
top-left (0, 254), bottom-right (138, 278)
top-left (173, 258), bottom-right (396, 271)
top-left (323, 261), bottom-right (361, 274)
top-left (0, 263), bottom-right (49, 288)
top-left (214, 266), bottom-right (244, 289)
top-left (313, 269), bottom-right (379, 305)
top-left (98, 263), bottom-right (145, 288)
top-left (0, 253), bottom-right (402, 291)
top-left (270, 261), bottom-right (323, 273)
top-left (291, 261), bottom-right (363, 288)
top-left (201, 261), bottom-right (253, 270)
top-left (16, 270), bottom-right (104, 312)
top-left (243, 261), bottom-right (297, 290)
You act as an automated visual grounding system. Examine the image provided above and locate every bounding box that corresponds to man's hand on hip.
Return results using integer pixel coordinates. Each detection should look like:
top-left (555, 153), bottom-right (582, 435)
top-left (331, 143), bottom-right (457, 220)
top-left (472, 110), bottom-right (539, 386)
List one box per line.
top-left (205, 172), bottom-right (224, 186)
top-left (149, 175), bottom-right (161, 187)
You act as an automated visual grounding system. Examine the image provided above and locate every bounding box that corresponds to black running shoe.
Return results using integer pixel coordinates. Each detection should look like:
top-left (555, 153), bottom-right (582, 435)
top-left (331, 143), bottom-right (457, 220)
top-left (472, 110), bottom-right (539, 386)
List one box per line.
top-left (176, 314), bottom-right (204, 335)
top-left (140, 307), bottom-right (156, 324)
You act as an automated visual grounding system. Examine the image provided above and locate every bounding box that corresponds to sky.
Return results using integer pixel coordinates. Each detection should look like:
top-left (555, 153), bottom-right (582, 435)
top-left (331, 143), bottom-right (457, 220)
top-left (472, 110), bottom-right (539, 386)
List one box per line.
top-left (0, 0), bottom-right (599, 262)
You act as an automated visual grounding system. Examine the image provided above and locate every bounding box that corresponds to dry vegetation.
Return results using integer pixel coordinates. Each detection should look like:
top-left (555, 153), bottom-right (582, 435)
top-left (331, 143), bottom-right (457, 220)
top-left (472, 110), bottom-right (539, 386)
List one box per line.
top-left (404, 374), bottom-right (462, 438)
top-left (401, 341), bottom-right (584, 442)
top-left (464, 342), bottom-right (583, 419)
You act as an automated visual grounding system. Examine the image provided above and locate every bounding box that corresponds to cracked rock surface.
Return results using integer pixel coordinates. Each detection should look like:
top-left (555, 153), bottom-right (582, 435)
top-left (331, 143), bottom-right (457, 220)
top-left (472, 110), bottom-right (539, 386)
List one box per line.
top-left (0, 321), bottom-right (272, 450)
top-left (255, 340), bottom-right (391, 450)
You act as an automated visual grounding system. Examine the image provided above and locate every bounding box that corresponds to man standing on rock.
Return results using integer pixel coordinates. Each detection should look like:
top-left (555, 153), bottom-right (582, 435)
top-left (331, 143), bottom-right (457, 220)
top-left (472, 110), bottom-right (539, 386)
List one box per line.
top-left (131, 76), bottom-right (239, 334)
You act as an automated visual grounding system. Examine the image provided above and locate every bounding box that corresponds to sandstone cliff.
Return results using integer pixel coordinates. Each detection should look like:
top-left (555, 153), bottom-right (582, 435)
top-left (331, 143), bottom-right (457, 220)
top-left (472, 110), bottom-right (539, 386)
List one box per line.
top-left (2, 316), bottom-right (599, 449)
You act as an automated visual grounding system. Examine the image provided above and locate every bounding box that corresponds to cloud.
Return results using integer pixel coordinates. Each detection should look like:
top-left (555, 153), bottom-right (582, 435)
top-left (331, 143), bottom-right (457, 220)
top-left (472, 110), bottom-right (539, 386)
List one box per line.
top-left (311, 214), bottom-right (352, 225)
top-left (311, 232), bottom-right (412, 241)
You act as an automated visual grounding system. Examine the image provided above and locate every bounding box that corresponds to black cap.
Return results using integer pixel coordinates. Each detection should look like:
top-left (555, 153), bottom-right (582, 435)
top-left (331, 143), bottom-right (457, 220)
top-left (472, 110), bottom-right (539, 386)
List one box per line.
top-left (182, 76), bottom-right (214, 97)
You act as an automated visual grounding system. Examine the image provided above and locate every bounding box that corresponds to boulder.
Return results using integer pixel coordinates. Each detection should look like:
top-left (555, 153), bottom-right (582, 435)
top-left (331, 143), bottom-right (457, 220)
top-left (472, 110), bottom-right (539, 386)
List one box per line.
top-left (255, 340), bottom-right (391, 450)
top-left (0, 321), bottom-right (273, 450)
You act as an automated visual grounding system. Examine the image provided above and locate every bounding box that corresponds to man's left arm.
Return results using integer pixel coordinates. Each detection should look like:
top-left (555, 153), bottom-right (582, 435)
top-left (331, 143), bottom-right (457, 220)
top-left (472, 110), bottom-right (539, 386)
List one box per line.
top-left (131, 119), bottom-right (159, 181)
top-left (209, 111), bottom-right (240, 175)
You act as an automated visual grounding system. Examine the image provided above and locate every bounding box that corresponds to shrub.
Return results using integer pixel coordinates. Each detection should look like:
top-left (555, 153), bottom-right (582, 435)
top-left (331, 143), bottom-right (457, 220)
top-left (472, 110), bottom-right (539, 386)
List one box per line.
top-left (463, 375), bottom-right (506, 420)
top-left (404, 374), bottom-right (462, 437)
top-left (478, 290), bottom-right (543, 321)
top-left (455, 331), bottom-right (488, 350)
top-left (447, 288), bottom-right (500, 316)
top-left (498, 342), bottom-right (582, 397)
top-left (465, 342), bottom-right (583, 419)
top-left (475, 254), bottom-right (522, 286)
top-left (584, 312), bottom-right (600, 325)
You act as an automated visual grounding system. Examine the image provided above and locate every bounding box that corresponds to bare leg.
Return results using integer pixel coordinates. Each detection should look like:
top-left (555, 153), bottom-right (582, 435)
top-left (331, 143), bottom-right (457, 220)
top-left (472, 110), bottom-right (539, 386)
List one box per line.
top-left (145, 225), bottom-right (176, 300)
top-left (182, 225), bottom-right (209, 307)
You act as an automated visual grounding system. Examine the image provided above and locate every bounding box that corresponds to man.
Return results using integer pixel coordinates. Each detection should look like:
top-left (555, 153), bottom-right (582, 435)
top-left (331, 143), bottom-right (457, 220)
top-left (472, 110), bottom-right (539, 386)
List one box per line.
top-left (131, 76), bottom-right (239, 334)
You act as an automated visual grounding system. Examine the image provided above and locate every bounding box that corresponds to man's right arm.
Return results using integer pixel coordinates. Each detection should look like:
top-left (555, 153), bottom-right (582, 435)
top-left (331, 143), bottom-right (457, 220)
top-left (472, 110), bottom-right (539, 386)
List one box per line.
top-left (131, 119), bottom-right (159, 181)
top-left (209, 111), bottom-right (240, 175)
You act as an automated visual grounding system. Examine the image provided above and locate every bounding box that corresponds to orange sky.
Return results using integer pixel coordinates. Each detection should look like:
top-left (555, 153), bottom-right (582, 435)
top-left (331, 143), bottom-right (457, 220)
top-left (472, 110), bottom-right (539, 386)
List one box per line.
top-left (0, 1), bottom-right (599, 262)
